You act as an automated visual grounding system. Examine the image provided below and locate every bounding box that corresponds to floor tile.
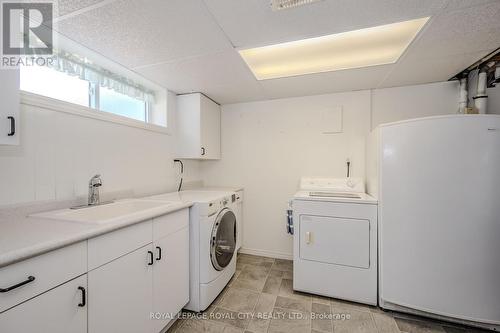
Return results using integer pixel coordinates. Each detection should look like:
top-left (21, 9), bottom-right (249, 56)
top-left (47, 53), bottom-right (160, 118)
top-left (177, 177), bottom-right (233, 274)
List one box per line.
top-left (223, 326), bottom-right (245, 333)
top-left (247, 317), bottom-right (271, 333)
top-left (332, 309), bottom-right (378, 333)
top-left (239, 264), bottom-right (271, 279)
top-left (219, 288), bottom-right (260, 313)
top-left (238, 254), bottom-right (274, 266)
top-left (312, 295), bottom-right (331, 305)
top-left (210, 307), bottom-right (250, 329)
top-left (255, 293), bottom-right (277, 313)
top-left (330, 298), bottom-right (374, 314)
top-left (181, 254), bottom-right (482, 333)
top-left (269, 269), bottom-right (284, 277)
top-left (372, 312), bottom-right (400, 333)
top-left (273, 259), bottom-right (293, 272)
top-left (275, 295), bottom-right (312, 313)
top-left (278, 278), bottom-right (312, 301)
top-left (166, 318), bottom-right (185, 332)
top-left (228, 270), bottom-right (242, 287)
top-left (268, 308), bottom-right (311, 333)
top-left (263, 276), bottom-right (282, 295)
top-left (176, 318), bottom-right (226, 333)
top-left (232, 275), bottom-right (267, 293)
top-left (395, 318), bottom-right (446, 333)
top-left (311, 302), bottom-right (333, 332)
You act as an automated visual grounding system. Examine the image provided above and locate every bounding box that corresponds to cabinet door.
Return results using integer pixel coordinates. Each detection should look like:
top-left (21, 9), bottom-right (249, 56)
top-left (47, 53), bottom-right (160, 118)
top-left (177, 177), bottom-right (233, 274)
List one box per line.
top-left (88, 244), bottom-right (154, 333)
top-left (0, 68), bottom-right (20, 145)
top-left (0, 274), bottom-right (87, 333)
top-left (200, 94), bottom-right (220, 159)
top-left (152, 227), bottom-right (189, 331)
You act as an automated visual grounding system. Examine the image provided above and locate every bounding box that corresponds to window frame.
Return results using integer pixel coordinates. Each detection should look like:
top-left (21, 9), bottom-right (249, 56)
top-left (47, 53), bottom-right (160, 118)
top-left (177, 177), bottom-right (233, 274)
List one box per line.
top-left (20, 65), bottom-right (156, 127)
top-left (20, 90), bottom-right (171, 135)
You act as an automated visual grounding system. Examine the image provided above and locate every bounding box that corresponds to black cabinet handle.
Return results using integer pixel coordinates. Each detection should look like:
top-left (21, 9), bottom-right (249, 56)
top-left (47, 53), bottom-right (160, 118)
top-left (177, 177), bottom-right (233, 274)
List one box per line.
top-left (201, 147), bottom-right (206, 156)
top-left (0, 276), bottom-right (35, 293)
top-left (148, 251), bottom-right (154, 265)
top-left (78, 286), bottom-right (86, 307)
top-left (7, 116), bottom-right (15, 136)
top-left (156, 246), bottom-right (162, 261)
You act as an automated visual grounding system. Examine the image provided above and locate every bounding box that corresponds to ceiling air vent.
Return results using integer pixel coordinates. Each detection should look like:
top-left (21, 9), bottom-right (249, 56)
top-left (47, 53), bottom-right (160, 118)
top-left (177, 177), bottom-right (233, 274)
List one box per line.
top-left (271, 0), bottom-right (324, 11)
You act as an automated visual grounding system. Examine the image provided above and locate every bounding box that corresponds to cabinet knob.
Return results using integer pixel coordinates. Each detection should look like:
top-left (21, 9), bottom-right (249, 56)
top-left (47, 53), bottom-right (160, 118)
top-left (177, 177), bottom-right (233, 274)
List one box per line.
top-left (7, 116), bottom-right (15, 136)
top-left (155, 246), bottom-right (162, 261)
top-left (147, 251), bottom-right (154, 265)
top-left (78, 286), bottom-right (86, 307)
top-left (201, 147), bottom-right (206, 156)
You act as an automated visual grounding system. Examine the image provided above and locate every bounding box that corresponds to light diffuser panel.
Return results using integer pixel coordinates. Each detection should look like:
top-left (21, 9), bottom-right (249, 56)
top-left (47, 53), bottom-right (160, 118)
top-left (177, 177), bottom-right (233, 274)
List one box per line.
top-left (238, 17), bottom-right (429, 80)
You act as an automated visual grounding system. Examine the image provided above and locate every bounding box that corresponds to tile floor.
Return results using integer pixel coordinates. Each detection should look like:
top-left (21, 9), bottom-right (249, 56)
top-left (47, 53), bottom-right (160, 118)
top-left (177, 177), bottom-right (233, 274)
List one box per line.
top-left (167, 254), bottom-right (488, 333)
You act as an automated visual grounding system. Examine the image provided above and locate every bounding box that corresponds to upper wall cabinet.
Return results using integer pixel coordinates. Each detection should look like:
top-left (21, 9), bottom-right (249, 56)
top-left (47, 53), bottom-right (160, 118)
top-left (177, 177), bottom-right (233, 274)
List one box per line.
top-left (176, 93), bottom-right (221, 160)
top-left (0, 68), bottom-right (20, 145)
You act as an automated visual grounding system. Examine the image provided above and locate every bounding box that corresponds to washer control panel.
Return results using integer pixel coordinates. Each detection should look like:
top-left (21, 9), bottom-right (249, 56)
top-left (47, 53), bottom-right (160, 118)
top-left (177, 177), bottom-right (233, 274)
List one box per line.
top-left (208, 195), bottom-right (232, 216)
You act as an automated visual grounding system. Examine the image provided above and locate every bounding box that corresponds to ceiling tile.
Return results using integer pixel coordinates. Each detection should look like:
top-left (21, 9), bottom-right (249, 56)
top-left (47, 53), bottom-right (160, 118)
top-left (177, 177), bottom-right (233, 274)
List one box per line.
top-left (379, 50), bottom-right (494, 88)
top-left (410, 2), bottom-right (500, 55)
top-left (259, 65), bottom-right (393, 100)
top-left (445, 0), bottom-right (499, 10)
top-left (56, 0), bottom-right (232, 68)
top-left (135, 51), bottom-right (266, 104)
top-left (203, 0), bottom-right (447, 48)
top-left (56, 0), bottom-right (105, 17)
top-left (198, 82), bottom-right (267, 105)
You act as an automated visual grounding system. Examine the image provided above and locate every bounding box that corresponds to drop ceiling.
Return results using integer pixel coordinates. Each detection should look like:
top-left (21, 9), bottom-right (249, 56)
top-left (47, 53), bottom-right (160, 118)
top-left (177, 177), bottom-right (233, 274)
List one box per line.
top-left (54, 0), bottom-right (500, 104)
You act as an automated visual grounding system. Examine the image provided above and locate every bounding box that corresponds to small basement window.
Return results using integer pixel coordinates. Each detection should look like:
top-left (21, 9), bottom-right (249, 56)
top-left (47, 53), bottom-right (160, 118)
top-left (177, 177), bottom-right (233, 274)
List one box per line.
top-left (20, 50), bottom-right (166, 128)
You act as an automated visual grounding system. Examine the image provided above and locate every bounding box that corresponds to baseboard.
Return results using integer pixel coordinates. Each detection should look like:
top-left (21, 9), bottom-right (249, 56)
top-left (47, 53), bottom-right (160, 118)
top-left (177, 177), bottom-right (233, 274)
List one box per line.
top-left (238, 247), bottom-right (293, 260)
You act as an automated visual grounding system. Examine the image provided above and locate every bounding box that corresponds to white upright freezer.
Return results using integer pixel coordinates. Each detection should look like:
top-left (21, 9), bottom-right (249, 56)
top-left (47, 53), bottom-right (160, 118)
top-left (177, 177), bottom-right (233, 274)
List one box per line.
top-left (367, 115), bottom-right (500, 331)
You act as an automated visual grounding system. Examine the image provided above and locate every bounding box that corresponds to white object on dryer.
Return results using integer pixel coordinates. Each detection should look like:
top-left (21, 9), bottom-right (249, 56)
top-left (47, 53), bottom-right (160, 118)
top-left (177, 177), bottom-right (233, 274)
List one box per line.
top-left (291, 178), bottom-right (378, 305)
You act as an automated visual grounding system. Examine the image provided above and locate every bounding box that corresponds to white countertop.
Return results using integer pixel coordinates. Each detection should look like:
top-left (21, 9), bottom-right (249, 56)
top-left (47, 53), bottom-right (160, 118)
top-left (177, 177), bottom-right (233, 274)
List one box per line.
top-left (194, 186), bottom-right (244, 192)
top-left (147, 189), bottom-right (241, 203)
top-left (0, 198), bottom-right (192, 268)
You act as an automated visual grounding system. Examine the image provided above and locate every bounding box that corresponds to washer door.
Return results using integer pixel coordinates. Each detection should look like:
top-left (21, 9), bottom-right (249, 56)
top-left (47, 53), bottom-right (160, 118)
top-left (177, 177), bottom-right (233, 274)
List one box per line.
top-left (211, 208), bottom-right (237, 271)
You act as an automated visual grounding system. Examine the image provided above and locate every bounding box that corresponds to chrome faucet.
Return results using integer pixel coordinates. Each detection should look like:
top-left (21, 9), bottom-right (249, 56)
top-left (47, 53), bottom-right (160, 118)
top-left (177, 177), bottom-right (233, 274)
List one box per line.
top-left (88, 174), bottom-right (102, 206)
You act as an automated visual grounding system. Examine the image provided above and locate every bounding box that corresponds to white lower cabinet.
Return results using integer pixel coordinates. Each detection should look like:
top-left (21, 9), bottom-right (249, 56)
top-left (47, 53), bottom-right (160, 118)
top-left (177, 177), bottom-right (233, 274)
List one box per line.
top-left (88, 244), bottom-right (154, 333)
top-left (152, 226), bottom-right (189, 331)
top-left (0, 208), bottom-right (190, 333)
top-left (0, 274), bottom-right (87, 333)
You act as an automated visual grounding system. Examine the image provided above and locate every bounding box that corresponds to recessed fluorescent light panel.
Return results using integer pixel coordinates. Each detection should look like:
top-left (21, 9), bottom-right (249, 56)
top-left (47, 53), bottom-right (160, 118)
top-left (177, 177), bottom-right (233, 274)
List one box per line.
top-left (238, 17), bottom-right (429, 80)
top-left (271, 0), bottom-right (324, 11)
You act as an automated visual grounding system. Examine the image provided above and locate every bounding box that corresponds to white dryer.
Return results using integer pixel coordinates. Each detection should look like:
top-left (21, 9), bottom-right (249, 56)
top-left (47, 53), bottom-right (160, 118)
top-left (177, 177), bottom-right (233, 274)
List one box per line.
top-left (290, 178), bottom-right (378, 305)
top-left (148, 190), bottom-right (238, 312)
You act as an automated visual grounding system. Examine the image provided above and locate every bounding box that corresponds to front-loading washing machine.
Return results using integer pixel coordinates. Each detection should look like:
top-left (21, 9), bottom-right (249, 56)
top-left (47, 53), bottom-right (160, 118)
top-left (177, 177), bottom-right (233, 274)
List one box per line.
top-left (148, 190), bottom-right (238, 312)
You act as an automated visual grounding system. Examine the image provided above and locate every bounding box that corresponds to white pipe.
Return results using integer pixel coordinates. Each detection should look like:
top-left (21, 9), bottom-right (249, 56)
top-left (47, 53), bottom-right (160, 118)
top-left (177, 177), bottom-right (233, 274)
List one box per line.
top-left (458, 78), bottom-right (468, 114)
top-left (474, 71), bottom-right (488, 114)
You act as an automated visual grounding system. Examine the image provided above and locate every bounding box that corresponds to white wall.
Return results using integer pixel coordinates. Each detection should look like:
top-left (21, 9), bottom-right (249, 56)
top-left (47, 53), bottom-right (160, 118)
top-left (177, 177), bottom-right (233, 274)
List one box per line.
top-left (201, 91), bottom-right (372, 258)
top-left (0, 92), bottom-right (201, 206)
top-left (371, 81), bottom-right (459, 128)
top-left (201, 81), bottom-right (461, 259)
